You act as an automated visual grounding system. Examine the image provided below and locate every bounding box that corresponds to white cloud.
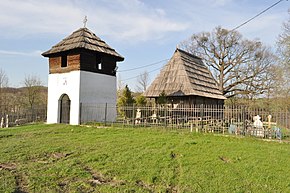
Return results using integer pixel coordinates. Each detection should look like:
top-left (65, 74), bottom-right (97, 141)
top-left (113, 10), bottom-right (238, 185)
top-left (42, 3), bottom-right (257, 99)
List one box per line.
top-left (210, 0), bottom-right (233, 6)
top-left (82, 0), bottom-right (190, 41)
top-left (238, 13), bottom-right (287, 45)
top-left (0, 50), bottom-right (42, 57)
top-left (0, 0), bottom-right (286, 45)
top-left (0, 0), bottom-right (189, 42)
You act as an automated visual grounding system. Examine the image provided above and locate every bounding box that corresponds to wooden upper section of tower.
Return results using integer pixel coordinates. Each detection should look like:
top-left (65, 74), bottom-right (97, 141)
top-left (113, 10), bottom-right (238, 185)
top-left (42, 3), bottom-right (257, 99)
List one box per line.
top-left (42, 27), bottom-right (124, 76)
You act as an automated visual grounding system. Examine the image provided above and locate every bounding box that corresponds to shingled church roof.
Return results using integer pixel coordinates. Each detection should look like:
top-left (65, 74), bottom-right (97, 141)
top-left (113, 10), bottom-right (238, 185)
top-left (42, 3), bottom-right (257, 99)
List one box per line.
top-left (144, 49), bottom-right (226, 100)
top-left (42, 27), bottom-right (124, 61)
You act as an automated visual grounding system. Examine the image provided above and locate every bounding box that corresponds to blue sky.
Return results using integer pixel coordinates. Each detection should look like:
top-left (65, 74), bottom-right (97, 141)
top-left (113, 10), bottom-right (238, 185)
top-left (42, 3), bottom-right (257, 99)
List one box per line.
top-left (0, 0), bottom-right (289, 90)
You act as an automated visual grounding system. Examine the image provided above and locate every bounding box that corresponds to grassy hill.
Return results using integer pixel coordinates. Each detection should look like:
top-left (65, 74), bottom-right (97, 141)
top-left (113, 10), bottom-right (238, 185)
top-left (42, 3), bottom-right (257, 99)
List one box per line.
top-left (0, 124), bottom-right (289, 192)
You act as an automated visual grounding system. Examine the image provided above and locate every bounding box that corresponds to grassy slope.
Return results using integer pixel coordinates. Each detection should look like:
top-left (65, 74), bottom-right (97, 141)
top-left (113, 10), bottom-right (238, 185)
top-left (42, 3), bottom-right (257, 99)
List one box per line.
top-left (0, 124), bottom-right (289, 192)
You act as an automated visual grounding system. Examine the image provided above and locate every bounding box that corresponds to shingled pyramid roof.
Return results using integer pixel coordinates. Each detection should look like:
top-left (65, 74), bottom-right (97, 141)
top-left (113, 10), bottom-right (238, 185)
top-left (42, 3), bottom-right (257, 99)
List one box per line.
top-left (42, 28), bottom-right (124, 61)
top-left (144, 49), bottom-right (226, 100)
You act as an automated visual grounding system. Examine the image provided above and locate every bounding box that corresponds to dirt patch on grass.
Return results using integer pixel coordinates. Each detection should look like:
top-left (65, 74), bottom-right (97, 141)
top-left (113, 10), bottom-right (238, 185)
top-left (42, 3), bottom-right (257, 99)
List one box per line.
top-left (218, 156), bottom-right (231, 163)
top-left (136, 179), bottom-right (155, 192)
top-left (31, 152), bottom-right (74, 164)
top-left (167, 151), bottom-right (181, 193)
top-left (166, 183), bottom-right (178, 193)
top-left (51, 152), bottom-right (73, 160)
top-left (84, 166), bottom-right (125, 187)
top-left (0, 163), bottom-right (17, 171)
top-left (84, 166), bottom-right (159, 191)
top-left (14, 172), bottom-right (28, 193)
top-left (0, 134), bottom-right (13, 139)
top-left (0, 163), bottom-right (28, 193)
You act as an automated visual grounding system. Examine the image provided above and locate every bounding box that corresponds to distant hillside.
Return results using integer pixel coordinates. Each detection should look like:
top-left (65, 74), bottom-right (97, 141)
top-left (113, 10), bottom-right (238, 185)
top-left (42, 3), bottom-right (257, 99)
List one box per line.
top-left (1, 86), bottom-right (48, 94)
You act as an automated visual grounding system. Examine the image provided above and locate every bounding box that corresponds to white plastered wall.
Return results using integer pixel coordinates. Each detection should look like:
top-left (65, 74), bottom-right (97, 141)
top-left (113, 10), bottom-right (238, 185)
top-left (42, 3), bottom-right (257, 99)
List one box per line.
top-left (47, 70), bottom-right (117, 125)
top-left (79, 71), bottom-right (117, 123)
top-left (47, 71), bottom-right (81, 125)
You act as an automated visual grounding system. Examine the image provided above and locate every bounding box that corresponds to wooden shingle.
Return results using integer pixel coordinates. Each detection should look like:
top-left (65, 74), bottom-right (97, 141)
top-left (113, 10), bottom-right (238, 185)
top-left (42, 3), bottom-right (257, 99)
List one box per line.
top-left (144, 49), bottom-right (226, 100)
top-left (42, 28), bottom-right (124, 61)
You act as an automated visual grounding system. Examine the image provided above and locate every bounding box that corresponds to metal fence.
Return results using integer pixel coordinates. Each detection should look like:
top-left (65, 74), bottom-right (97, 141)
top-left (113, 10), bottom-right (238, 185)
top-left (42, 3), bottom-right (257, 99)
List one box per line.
top-left (81, 104), bottom-right (290, 140)
top-left (0, 106), bottom-right (47, 127)
top-left (1, 103), bottom-right (289, 140)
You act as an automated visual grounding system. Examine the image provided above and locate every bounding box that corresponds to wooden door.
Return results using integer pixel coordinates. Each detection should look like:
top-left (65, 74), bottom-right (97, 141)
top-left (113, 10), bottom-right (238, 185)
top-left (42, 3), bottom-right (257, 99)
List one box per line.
top-left (60, 94), bottom-right (70, 124)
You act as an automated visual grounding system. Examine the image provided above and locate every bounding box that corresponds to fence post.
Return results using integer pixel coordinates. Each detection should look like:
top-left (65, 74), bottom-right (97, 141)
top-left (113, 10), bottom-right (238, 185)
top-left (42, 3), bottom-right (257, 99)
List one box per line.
top-left (165, 105), bottom-right (167, 128)
top-left (243, 106), bottom-right (246, 136)
top-left (286, 109), bottom-right (289, 129)
top-left (201, 104), bottom-right (204, 131)
top-left (79, 103), bottom-right (82, 125)
top-left (132, 104), bottom-right (135, 127)
top-left (104, 103), bottom-right (107, 126)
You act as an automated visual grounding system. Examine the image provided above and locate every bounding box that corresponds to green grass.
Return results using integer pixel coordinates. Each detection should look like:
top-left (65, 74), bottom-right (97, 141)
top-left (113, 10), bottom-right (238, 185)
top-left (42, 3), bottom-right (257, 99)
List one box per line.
top-left (0, 124), bottom-right (289, 192)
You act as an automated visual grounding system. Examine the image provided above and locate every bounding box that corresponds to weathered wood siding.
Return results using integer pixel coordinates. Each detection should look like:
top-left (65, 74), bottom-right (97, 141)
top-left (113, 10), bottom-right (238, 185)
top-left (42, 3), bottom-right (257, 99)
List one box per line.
top-left (68, 54), bottom-right (81, 69)
top-left (48, 49), bottom-right (117, 76)
top-left (161, 95), bottom-right (224, 106)
top-left (49, 53), bottom-right (81, 74)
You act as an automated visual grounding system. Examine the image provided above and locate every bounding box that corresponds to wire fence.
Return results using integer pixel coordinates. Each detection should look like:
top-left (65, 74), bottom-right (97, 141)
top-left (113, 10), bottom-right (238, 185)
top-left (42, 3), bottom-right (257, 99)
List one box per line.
top-left (81, 104), bottom-right (290, 140)
top-left (0, 106), bottom-right (47, 128)
top-left (1, 103), bottom-right (289, 140)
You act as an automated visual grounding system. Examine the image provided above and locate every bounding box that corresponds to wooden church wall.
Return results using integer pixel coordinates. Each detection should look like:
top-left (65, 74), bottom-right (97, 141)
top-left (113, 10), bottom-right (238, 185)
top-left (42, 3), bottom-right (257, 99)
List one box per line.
top-left (165, 95), bottom-right (224, 106)
top-left (68, 54), bottom-right (81, 68)
top-left (48, 50), bottom-right (117, 76)
top-left (48, 56), bottom-right (61, 73)
top-left (48, 53), bottom-right (81, 74)
top-left (192, 96), bottom-right (224, 106)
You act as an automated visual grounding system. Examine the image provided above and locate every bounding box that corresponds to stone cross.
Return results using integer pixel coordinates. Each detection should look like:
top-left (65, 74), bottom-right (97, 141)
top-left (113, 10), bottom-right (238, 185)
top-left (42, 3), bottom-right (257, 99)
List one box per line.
top-left (253, 115), bottom-right (263, 128)
top-left (135, 108), bottom-right (141, 124)
top-left (5, 115), bottom-right (9, 128)
top-left (0, 117), bottom-right (3, 128)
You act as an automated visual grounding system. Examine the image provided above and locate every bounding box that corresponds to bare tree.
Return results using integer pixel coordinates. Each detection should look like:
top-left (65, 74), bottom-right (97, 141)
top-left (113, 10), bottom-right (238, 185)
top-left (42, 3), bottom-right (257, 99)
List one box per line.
top-left (0, 68), bottom-right (8, 89)
top-left (117, 73), bottom-right (124, 102)
top-left (277, 10), bottom-right (290, 96)
top-left (136, 71), bottom-right (149, 93)
top-left (117, 73), bottom-right (124, 92)
top-left (0, 69), bottom-right (9, 113)
top-left (180, 26), bottom-right (276, 98)
top-left (277, 10), bottom-right (290, 66)
top-left (22, 75), bottom-right (44, 110)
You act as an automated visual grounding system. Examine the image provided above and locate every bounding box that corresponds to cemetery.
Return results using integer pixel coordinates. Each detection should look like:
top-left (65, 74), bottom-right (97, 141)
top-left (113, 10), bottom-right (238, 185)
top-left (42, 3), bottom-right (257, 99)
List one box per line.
top-left (0, 26), bottom-right (289, 142)
top-left (0, 1), bottom-right (289, 192)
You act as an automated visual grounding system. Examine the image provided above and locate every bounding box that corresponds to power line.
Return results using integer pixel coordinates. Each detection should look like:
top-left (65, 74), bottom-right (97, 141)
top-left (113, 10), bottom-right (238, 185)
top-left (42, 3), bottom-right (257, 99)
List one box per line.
top-left (120, 1), bottom-right (287, 83)
top-left (117, 58), bottom-right (169, 72)
top-left (231, 0), bottom-right (286, 31)
top-left (121, 66), bottom-right (164, 81)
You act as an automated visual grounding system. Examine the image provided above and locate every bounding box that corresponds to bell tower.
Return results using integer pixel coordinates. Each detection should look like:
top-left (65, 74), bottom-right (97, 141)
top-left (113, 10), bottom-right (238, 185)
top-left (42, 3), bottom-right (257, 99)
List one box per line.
top-left (42, 27), bottom-right (124, 125)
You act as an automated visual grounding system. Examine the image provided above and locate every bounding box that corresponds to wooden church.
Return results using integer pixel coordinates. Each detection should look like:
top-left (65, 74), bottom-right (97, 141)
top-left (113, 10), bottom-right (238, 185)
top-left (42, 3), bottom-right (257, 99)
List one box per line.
top-left (144, 48), bottom-right (226, 106)
top-left (42, 27), bottom-right (124, 124)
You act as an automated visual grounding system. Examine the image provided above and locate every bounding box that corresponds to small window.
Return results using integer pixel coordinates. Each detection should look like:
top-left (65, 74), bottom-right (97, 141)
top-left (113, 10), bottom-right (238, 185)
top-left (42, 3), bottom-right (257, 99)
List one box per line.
top-left (96, 57), bottom-right (102, 70)
top-left (98, 63), bottom-right (102, 70)
top-left (61, 55), bottom-right (67, 67)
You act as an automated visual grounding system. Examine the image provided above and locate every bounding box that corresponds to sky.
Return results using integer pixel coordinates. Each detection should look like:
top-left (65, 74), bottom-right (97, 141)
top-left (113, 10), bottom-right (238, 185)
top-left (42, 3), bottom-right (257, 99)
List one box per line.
top-left (0, 0), bottom-right (289, 90)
